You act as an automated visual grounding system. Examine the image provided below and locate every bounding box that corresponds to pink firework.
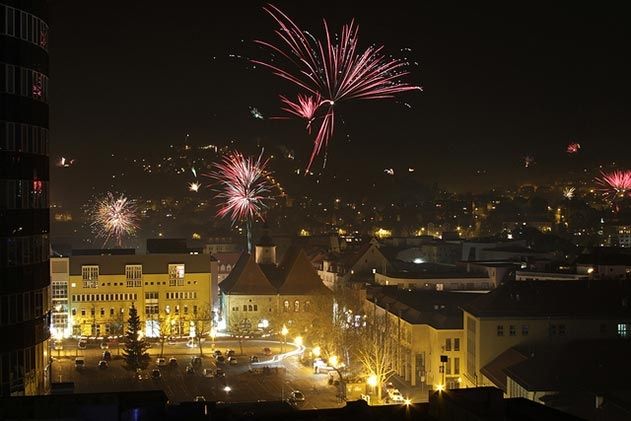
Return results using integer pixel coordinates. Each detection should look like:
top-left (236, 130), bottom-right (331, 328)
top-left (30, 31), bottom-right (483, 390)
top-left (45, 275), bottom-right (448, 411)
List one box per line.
top-left (279, 93), bottom-right (321, 133)
top-left (596, 170), bottom-right (631, 201)
top-left (206, 151), bottom-right (272, 224)
top-left (566, 142), bottom-right (581, 154)
top-left (253, 4), bottom-right (420, 171)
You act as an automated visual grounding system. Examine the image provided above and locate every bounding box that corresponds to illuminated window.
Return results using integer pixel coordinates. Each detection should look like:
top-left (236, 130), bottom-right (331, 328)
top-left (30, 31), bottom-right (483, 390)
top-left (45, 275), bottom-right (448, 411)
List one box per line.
top-left (168, 264), bottom-right (185, 286)
top-left (125, 265), bottom-right (142, 287)
top-left (81, 265), bottom-right (99, 288)
top-left (284, 300), bottom-right (290, 312)
top-left (618, 323), bottom-right (629, 338)
top-left (509, 325), bottom-right (516, 336)
top-left (294, 300), bottom-right (300, 312)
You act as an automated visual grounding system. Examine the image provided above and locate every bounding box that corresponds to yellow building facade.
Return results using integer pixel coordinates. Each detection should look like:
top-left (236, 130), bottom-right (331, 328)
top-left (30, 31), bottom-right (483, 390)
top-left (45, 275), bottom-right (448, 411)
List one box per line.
top-left (366, 290), bottom-right (478, 389)
top-left (66, 253), bottom-right (213, 338)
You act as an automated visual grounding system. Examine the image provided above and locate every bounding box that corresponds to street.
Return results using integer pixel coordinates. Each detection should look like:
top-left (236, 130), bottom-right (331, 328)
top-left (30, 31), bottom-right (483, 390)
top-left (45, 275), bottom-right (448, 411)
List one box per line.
top-left (51, 338), bottom-right (342, 409)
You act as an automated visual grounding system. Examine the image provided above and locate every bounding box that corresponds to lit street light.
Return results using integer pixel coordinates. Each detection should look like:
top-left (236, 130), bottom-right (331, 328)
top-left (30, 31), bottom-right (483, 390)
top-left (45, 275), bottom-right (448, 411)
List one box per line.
top-left (294, 336), bottom-right (303, 347)
top-left (329, 355), bottom-right (338, 367)
top-left (312, 346), bottom-right (321, 358)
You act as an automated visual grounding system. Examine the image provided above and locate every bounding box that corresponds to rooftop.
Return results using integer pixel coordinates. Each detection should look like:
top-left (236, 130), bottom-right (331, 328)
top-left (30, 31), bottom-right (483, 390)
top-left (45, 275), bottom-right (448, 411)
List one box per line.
top-left (368, 287), bottom-right (485, 329)
top-left (462, 280), bottom-right (631, 318)
top-left (68, 253), bottom-right (212, 275)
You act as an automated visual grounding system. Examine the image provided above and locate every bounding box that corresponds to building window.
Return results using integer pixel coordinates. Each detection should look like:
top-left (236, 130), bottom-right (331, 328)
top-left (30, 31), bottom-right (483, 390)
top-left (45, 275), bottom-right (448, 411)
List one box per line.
top-left (284, 300), bottom-right (290, 312)
top-left (125, 264), bottom-right (142, 287)
top-left (558, 324), bottom-right (566, 336)
top-left (522, 325), bottom-right (529, 336)
top-left (72, 309), bottom-right (76, 316)
top-left (168, 264), bottom-right (185, 286)
top-left (81, 309), bottom-right (85, 316)
top-left (445, 338), bottom-right (451, 351)
top-left (193, 305), bottom-right (197, 314)
top-left (100, 308), bottom-right (105, 316)
top-left (454, 338), bottom-right (460, 351)
top-left (145, 304), bottom-right (159, 315)
top-left (183, 305), bottom-right (188, 314)
top-left (243, 305), bottom-right (247, 311)
top-left (145, 292), bottom-right (158, 300)
top-left (549, 324), bottom-right (557, 336)
top-left (618, 323), bottom-right (629, 338)
top-left (294, 300), bottom-right (300, 312)
top-left (253, 304), bottom-right (258, 311)
top-left (248, 305), bottom-right (253, 311)
top-left (81, 265), bottom-right (99, 288)
top-left (446, 357), bottom-right (451, 375)
top-left (454, 357), bottom-right (460, 375)
top-left (304, 301), bottom-right (311, 311)
top-left (509, 325), bottom-right (516, 336)
top-left (496, 325), bottom-right (504, 336)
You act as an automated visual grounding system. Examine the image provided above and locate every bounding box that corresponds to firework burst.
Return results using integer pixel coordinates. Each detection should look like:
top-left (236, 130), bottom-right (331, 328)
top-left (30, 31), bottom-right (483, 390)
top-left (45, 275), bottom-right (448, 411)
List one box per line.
top-left (254, 4), bottom-right (420, 171)
top-left (205, 151), bottom-right (272, 252)
top-left (563, 187), bottom-right (575, 200)
top-left (90, 192), bottom-right (139, 247)
top-left (596, 170), bottom-right (631, 202)
top-left (566, 142), bottom-right (581, 154)
top-left (189, 182), bottom-right (201, 192)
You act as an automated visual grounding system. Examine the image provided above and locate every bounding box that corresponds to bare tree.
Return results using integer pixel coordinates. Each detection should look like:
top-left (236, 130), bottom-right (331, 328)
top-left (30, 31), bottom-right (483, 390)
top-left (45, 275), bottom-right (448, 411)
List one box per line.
top-left (190, 304), bottom-right (212, 356)
top-left (356, 313), bottom-right (396, 402)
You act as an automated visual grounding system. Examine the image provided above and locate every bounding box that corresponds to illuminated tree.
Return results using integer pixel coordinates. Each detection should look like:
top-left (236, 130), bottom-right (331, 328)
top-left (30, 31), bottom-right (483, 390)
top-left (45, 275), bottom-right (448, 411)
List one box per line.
top-left (357, 313), bottom-right (396, 402)
top-left (190, 305), bottom-right (212, 357)
top-left (122, 304), bottom-right (149, 369)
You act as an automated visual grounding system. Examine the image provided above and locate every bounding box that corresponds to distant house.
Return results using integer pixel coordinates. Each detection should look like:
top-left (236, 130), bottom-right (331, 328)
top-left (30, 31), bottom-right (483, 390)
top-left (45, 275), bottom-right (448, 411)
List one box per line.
top-left (318, 238), bottom-right (390, 288)
top-left (575, 250), bottom-right (631, 279)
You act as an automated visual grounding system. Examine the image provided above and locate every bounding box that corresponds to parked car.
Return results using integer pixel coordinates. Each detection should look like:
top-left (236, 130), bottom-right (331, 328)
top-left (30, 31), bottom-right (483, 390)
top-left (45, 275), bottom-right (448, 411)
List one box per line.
top-left (263, 347), bottom-right (272, 356)
top-left (203, 368), bottom-right (214, 378)
top-left (213, 349), bottom-right (222, 357)
top-left (74, 357), bottom-right (85, 369)
top-left (77, 340), bottom-right (87, 350)
top-left (53, 341), bottom-right (63, 351)
top-left (186, 338), bottom-right (199, 348)
top-left (194, 396), bottom-right (206, 402)
top-left (98, 360), bottom-right (109, 369)
top-left (169, 357), bottom-right (177, 366)
top-left (387, 389), bottom-right (405, 403)
top-left (228, 356), bottom-right (238, 366)
top-left (216, 356), bottom-right (226, 364)
top-left (151, 369), bottom-right (161, 379)
top-left (249, 355), bottom-right (259, 363)
top-left (226, 349), bottom-right (236, 357)
top-left (185, 365), bottom-right (194, 375)
top-left (156, 357), bottom-right (167, 367)
top-left (288, 390), bottom-right (306, 406)
top-left (215, 368), bottom-right (225, 378)
top-left (100, 342), bottom-right (109, 350)
top-left (102, 351), bottom-right (112, 361)
top-left (135, 368), bottom-right (143, 380)
top-left (167, 336), bottom-right (177, 345)
top-left (191, 356), bottom-right (202, 366)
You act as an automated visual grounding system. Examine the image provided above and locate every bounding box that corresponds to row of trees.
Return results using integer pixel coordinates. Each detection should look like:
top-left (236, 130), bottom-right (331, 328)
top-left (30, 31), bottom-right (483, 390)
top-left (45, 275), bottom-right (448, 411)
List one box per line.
top-left (122, 304), bottom-right (213, 369)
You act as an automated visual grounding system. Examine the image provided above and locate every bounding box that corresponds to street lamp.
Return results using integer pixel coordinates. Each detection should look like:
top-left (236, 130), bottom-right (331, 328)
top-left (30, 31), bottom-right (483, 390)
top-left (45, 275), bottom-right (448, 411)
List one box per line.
top-left (294, 336), bottom-right (303, 347)
top-left (367, 374), bottom-right (378, 387)
top-left (312, 346), bottom-right (321, 358)
top-left (281, 325), bottom-right (288, 353)
top-left (223, 385), bottom-right (231, 402)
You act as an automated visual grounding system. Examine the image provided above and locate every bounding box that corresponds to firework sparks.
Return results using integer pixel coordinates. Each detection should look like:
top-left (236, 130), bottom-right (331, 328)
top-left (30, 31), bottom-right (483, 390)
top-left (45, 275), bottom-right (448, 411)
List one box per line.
top-left (384, 168), bottom-right (395, 176)
top-left (563, 187), bottom-right (575, 199)
top-left (57, 157), bottom-right (75, 168)
top-left (191, 167), bottom-right (197, 178)
top-left (206, 151), bottom-right (272, 223)
top-left (250, 106), bottom-right (265, 120)
top-left (523, 156), bottom-right (535, 168)
top-left (596, 170), bottom-right (631, 202)
top-left (205, 151), bottom-right (272, 252)
top-left (90, 193), bottom-right (139, 247)
top-left (254, 5), bottom-right (420, 171)
top-left (189, 182), bottom-right (201, 192)
top-left (566, 142), bottom-right (581, 154)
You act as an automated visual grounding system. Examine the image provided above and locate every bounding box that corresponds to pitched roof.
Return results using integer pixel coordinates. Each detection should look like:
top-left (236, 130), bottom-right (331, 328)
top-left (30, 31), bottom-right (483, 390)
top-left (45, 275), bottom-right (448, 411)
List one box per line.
top-left (462, 279), bottom-right (631, 318)
top-left (481, 348), bottom-right (529, 392)
top-left (276, 247), bottom-right (332, 295)
top-left (219, 253), bottom-right (277, 295)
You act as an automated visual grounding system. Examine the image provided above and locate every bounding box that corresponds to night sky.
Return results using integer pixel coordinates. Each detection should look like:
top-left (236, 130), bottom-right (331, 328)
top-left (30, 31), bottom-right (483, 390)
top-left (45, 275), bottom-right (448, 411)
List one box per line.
top-left (48, 1), bottom-right (630, 205)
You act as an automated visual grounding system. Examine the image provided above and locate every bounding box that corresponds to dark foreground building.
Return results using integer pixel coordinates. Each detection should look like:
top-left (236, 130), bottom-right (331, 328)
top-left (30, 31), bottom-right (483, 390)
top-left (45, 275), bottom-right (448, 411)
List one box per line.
top-left (0, 388), bottom-right (580, 421)
top-left (0, 0), bottom-right (51, 395)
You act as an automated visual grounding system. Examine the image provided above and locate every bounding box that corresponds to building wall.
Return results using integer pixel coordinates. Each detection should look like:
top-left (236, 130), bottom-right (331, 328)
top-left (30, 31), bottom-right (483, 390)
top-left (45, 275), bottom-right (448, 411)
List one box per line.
top-left (222, 293), bottom-right (331, 333)
top-left (368, 300), bottom-right (465, 389)
top-left (67, 257), bottom-right (212, 338)
top-left (463, 311), bottom-right (631, 387)
top-left (0, 1), bottom-right (51, 397)
top-left (374, 273), bottom-right (491, 291)
top-left (50, 257), bottom-right (70, 338)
